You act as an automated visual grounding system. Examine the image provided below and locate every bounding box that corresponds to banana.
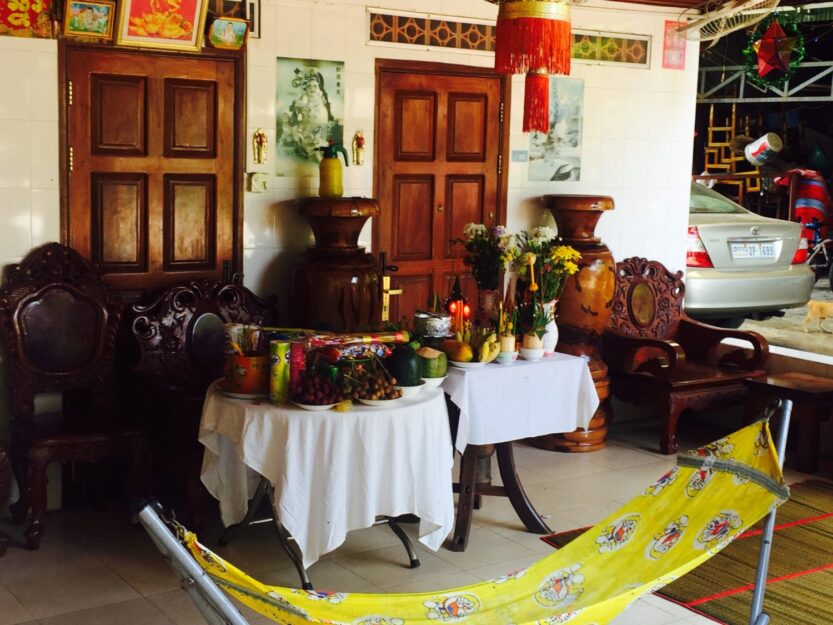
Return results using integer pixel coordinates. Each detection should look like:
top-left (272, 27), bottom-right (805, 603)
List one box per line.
top-left (478, 342), bottom-right (488, 362)
top-left (463, 328), bottom-right (471, 345)
top-left (484, 342), bottom-right (500, 363)
top-left (455, 330), bottom-right (463, 342)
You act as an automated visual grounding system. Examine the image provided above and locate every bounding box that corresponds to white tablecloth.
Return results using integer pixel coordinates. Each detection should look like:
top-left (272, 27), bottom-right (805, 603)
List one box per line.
top-left (443, 353), bottom-right (599, 452)
top-left (199, 384), bottom-right (454, 568)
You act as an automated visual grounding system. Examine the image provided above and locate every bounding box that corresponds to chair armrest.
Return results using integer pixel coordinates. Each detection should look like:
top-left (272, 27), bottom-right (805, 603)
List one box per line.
top-left (603, 330), bottom-right (686, 380)
top-left (678, 317), bottom-right (769, 371)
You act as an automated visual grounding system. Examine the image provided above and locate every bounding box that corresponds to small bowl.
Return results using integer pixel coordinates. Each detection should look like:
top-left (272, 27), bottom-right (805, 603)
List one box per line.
top-left (495, 351), bottom-right (517, 365)
top-left (519, 347), bottom-right (545, 361)
top-left (395, 381), bottom-right (425, 397)
top-left (421, 375), bottom-right (447, 389)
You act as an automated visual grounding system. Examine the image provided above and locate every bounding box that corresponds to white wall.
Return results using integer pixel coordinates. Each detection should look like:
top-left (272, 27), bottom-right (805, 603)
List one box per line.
top-left (242, 0), bottom-right (700, 310)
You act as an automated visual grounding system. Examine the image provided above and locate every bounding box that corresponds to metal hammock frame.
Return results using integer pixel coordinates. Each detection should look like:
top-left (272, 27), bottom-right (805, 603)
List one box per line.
top-left (138, 398), bottom-right (793, 625)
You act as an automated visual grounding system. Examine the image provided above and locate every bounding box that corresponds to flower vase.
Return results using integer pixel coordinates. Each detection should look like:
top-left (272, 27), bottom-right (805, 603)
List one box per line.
top-left (476, 288), bottom-right (499, 326)
top-left (542, 300), bottom-right (559, 355)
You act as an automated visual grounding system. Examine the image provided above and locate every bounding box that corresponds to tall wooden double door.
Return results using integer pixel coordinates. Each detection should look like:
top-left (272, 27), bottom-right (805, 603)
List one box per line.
top-left (62, 44), bottom-right (244, 292)
top-left (375, 60), bottom-right (509, 323)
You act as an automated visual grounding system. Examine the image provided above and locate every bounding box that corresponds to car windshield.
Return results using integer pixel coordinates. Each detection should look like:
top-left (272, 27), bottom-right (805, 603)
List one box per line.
top-left (690, 183), bottom-right (748, 214)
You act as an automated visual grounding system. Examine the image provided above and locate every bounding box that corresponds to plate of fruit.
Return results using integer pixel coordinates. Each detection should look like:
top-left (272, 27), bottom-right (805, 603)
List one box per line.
top-left (343, 358), bottom-right (403, 405)
top-left (290, 370), bottom-right (345, 410)
top-left (440, 329), bottom-right (500, 368)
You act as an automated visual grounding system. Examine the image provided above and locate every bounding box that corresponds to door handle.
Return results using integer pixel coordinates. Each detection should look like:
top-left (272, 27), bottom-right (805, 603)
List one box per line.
top-left (381, 275), bottom-right (404, 322)
top-left (437, 205), bottom-right (444, 213)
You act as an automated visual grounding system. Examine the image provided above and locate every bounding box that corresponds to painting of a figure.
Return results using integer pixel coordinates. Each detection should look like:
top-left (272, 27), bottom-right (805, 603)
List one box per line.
top-left (276, 57), bottom-right (345, 175)
top-left (528, 77), bottom-right (584, 182)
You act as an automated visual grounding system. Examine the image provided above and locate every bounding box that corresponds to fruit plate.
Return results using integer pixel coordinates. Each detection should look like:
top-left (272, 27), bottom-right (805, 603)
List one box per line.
top-left (449, 361), bottom-right (486, 369)
top-left (291, 401), bottom-right (338, 411)
top-left (421, 375), bottom-right (447, 389)
top-left (358, 397), bottom-right (401, 407)
top-left (217, 382), bottom-right (269, 400)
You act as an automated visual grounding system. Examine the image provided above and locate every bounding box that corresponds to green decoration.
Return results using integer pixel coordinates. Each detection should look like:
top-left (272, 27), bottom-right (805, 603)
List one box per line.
top-left (743, 13), bottom-right (805, 91)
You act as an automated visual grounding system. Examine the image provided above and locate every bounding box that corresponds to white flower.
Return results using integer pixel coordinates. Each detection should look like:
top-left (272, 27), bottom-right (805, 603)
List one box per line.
top-left (463, 223), bottom-right (487, 240)
top-left (497, 233), bottom-right (515, 253)
top-left (530, 226), bottom-right (556, 244)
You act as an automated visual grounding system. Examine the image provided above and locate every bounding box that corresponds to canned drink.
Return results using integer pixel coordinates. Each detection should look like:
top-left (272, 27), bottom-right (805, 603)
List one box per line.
top-left (270, 341), bottom-right (291, 403)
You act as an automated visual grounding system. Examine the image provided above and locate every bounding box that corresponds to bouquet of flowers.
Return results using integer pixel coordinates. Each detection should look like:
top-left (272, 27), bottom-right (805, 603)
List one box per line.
top-left (514, 226), bottom-right (581, 303)
top-left (453, 223), bottom-right (517, 291)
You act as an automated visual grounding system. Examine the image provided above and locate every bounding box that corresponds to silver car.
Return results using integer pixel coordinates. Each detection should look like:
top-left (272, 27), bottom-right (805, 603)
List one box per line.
top-left (685, 182), bottom-right (815, 325)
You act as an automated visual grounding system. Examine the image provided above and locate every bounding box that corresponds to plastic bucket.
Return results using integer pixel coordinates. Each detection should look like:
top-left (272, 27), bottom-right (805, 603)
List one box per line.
top-left (745, 133), bottom-right (783, 166)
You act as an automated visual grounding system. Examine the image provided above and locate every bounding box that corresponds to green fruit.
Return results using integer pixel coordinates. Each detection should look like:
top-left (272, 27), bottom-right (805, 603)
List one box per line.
top-left (416, 346), bottom-right (447, 378)
top-left (385, 345), bottom-right (422, 387)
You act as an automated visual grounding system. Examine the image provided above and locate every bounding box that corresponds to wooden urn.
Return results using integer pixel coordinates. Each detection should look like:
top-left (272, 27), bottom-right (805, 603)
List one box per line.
top-left (292, 197), bottom-right (381, 332)
top-left (535, 194), bottom-right (615, 452)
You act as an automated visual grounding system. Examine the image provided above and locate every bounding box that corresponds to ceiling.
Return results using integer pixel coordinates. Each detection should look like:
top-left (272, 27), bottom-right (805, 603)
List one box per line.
top-left (612, 0), bottom-right (702, 7)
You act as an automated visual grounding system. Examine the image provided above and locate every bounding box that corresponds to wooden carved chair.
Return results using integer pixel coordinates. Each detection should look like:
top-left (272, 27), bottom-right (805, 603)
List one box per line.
top-left (603, 257), bottom-right (769, 454)
top-left (130, 279), bottom-right (277, 527)
top-left (0, 243), bottom-right (150, 549)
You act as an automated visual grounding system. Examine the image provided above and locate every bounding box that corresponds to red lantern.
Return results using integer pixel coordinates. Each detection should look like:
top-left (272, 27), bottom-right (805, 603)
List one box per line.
top-left (491, 0), bottom-right (572, 133)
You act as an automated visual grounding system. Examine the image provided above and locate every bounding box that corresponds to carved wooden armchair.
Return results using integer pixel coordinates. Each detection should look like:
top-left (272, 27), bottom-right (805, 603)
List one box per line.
top-left (0, 243), bottom-right (150, 549)
top-left (130, 279), bottom-right (277, 527)
top-left (603, 257), bottom-right (769, 454)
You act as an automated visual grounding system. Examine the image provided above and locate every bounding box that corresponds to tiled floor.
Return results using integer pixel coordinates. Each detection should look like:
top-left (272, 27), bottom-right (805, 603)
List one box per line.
top-left (0, 416), bottom-right (817, 625)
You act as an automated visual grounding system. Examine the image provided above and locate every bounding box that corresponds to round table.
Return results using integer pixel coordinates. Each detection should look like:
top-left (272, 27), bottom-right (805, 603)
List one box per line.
top-left (199, 384), bottom-right (455, 569)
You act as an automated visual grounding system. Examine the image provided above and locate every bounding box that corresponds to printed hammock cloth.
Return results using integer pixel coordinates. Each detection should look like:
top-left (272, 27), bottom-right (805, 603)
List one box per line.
top-left (183, 421), bottom-right (789, 625)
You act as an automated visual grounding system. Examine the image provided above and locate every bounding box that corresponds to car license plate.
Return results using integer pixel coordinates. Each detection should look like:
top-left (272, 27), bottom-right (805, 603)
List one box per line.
top-left (730, 242), bottom-right (776, 259)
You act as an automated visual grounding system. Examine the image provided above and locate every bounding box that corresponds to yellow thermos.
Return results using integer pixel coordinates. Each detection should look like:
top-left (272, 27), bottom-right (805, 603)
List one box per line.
top-left (315, 144), bottom-right (349, 198)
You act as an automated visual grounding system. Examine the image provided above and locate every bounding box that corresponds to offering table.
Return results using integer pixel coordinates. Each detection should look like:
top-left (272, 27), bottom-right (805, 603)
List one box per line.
top-left (443, 353), bottom-right (598, 550)
top-left (199, 384), bottom-right (454, 579)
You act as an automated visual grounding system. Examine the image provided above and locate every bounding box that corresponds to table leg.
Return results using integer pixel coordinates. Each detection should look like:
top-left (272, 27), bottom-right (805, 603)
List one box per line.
top-left (449, 445), bottom-right (479, 552)
top-left (496, 442), bottom-right (550, 534)
top-left (266, 487), bottom-right (313, 591)
top-left (218, 477), bottom-right (268, 546)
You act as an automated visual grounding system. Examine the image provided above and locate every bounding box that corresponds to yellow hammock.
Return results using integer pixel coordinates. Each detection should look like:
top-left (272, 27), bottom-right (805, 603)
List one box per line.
top-left (166, 419), bottom-right (789, 625)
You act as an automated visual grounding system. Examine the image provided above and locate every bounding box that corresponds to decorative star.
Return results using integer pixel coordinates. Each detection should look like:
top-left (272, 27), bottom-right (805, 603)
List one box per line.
top-left (753, 20), bottom-right (797, 78)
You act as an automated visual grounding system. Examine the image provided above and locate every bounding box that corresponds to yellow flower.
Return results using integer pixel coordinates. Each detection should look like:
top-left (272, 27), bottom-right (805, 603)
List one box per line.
top-left (564, 261), bottom-right (579, 275)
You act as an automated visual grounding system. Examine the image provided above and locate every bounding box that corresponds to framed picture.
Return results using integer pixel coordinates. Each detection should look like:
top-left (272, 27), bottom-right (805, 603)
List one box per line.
top-left (116, 0), bottom-right (208, 51)
top-left (205, 0), bottom-right (258, 39)
top-left (208, 16), bottom-right (247, 49)
top-left (64, 0), bottom-right (115, 39)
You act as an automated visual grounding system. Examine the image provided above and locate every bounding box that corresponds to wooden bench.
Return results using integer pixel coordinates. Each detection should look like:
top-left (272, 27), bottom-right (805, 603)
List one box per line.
top-left (745, 372), bottom-right (833, 473)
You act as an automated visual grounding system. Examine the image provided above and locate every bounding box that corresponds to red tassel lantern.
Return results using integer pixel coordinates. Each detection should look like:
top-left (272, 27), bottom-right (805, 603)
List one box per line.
top-left (492, 0), bottom-right (572, 133)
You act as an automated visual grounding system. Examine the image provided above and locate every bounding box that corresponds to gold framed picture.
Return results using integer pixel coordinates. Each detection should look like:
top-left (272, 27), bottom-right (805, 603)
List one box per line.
top-left (64, 0), bottom-right (115, 40)
top-left (207, 16), bottom-right (247, 49)
top-left (116, 0), bottom-right (208, 51)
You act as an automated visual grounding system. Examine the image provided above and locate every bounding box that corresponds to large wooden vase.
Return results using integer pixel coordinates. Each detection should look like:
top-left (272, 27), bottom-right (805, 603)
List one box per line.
top-left (536, 194), bottom-right (615, 452)
top-left (292, 197), bottom-right (381, 332)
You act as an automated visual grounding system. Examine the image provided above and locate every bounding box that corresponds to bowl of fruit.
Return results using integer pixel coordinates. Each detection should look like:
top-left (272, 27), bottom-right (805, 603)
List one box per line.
top-left (395, 380), bottom-right (425, 397)
top-left (290, 370), bottom-right (345, 410)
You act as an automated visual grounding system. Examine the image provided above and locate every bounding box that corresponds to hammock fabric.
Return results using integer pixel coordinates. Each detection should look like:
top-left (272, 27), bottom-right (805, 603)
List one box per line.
top-left (183, 421), bottom-right (788, 625)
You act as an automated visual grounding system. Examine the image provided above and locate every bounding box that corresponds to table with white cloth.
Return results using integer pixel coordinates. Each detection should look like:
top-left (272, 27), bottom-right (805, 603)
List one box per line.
top-left (442, 353), bottom-right (599, 550)
top-left (199, 383), bottom-right (455, 573)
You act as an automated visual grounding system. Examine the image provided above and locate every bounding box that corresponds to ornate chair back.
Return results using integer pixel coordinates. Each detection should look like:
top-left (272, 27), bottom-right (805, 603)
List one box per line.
top-left (131, 279), bottom-right (276, 390)
top-left (0, 243), bottom-right (123, 421)
top-left (608, 257), bottom-right (685, 341)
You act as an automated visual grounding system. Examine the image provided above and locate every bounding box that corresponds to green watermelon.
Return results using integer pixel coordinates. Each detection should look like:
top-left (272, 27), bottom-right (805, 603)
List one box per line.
top-left (386, 345), bottom-right (422, 386)
top-left (416, 346), bottom-right (447, 378)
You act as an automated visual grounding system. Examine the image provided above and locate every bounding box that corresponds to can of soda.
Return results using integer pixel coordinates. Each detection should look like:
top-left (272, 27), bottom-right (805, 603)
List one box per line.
top-left (270, 341), bottom-right (291, 403)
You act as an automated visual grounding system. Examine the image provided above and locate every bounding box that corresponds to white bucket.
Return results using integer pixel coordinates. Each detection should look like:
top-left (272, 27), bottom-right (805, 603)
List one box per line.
top-left (744, 133), bottom-right (783, 166)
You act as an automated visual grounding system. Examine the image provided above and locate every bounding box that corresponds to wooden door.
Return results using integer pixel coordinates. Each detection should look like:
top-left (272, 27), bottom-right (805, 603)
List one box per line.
top-left (62, 44), bottom-right (243, 291)
top-left (375, 60), bottom-right (509, 324)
